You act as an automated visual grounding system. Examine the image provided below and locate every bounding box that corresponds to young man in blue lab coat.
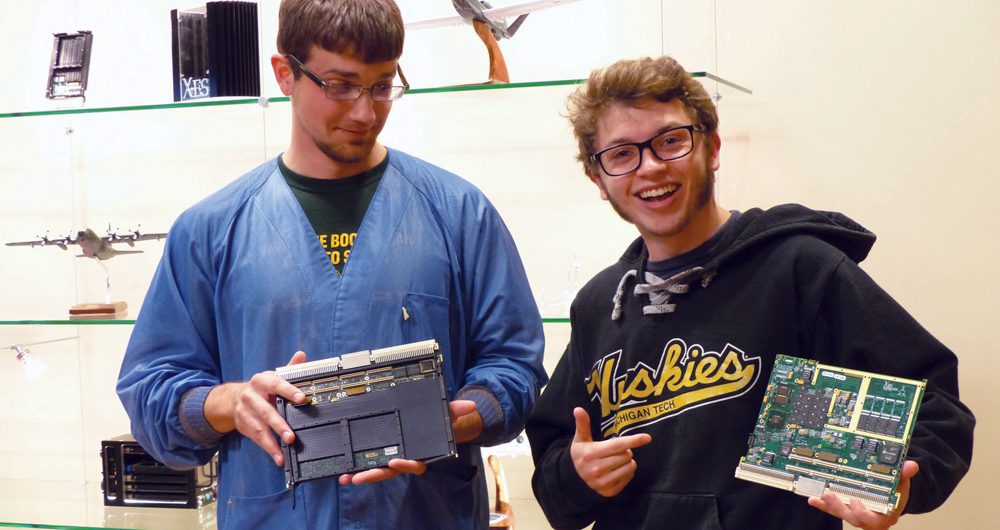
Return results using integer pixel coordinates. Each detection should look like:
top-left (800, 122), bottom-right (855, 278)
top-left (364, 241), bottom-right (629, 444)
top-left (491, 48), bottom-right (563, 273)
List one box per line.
top-left (117, 1), bottom-right (546, 528)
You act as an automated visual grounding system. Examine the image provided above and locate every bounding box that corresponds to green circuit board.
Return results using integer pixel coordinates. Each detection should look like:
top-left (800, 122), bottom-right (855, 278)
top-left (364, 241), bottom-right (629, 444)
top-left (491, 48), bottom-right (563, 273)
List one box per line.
top-left (735, 355), bottom-right (926, 514)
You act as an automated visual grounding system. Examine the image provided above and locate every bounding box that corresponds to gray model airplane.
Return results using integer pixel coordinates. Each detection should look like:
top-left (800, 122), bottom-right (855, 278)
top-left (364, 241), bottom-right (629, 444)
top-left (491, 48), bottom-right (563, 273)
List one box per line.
top-left (406, 0), bottom-right (584, 83)
top-left (407, 0), bottom-right (582, 34)
top-left (6, 225), bottom-right (166, 261)
top-left (451, 0), bottom-right (529, 40)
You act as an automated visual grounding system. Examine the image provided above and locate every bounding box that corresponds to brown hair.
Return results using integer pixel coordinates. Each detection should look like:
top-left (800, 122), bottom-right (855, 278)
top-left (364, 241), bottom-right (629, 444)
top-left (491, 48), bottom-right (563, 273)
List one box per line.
top-left (277, 0), bottom-right (404, 70)
top-left (567, 56), bottom-right (719, 176)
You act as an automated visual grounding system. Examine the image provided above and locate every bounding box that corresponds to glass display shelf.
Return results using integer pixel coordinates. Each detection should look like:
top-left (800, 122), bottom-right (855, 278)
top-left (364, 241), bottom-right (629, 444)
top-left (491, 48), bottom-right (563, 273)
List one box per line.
top-left (2, 318), bottom-right (565, 325)
top-left (0, 73), bottom-right (749, 119)
top-left (0, 479), bottom-right (215, 530)
top-left (0, 319), bottom-right (136, 326)
top-left (0, 521), bottom-right (129, 530)
top-left (0, 97), bottom-right (260, 119)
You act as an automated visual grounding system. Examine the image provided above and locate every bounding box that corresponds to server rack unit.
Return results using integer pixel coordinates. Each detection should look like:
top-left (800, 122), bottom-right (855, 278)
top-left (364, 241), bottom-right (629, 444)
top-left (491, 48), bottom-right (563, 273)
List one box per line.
top-left (171, 1), bottom-right (260, 101)
top-left (46, 31), bottom-right (94, 99)
top-left (101, 435), bottom-right (217, 509)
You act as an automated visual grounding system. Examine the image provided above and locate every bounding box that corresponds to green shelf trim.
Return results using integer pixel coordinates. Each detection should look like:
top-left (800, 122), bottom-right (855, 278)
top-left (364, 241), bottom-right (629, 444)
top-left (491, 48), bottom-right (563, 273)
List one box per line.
top-left (0, 73), bottom-right (750, 119)
top-left (0, 319), bottom-right (136, 325)
top-left (0, 79), bottom-right (585, 119)
top-left (2, 318), bottom-right (554, 326)
top-left (0, 97), bottom-right (261, 119)
top-left (264, 78), bottom-right (587, 105)
top-left (408, 78), bottom-right (585, 94)
top-left (0, 523), bottom-right (125, 530)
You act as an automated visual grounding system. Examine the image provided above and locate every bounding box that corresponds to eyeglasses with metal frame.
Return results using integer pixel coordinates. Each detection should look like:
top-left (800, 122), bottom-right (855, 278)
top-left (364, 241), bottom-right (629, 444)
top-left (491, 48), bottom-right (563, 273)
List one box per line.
top-left (284, 53), bottom-right (410, 102)
top-left (590, 124), bottom-right (704, 177)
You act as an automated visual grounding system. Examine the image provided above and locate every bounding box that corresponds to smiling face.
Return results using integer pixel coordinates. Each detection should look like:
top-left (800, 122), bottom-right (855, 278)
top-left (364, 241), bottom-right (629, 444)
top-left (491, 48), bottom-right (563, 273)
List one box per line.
top-left (274, 46), bottom-right (398, 178)
top-left (590, 98), bottom-right (725, 260)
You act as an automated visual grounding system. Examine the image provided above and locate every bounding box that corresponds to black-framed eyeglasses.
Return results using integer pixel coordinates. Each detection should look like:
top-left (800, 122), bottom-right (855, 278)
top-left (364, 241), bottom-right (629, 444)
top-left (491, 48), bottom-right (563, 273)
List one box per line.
top-left (285, 53), bottom-right (410, 102)
top-left (590, 125), bottom-right (704, 177)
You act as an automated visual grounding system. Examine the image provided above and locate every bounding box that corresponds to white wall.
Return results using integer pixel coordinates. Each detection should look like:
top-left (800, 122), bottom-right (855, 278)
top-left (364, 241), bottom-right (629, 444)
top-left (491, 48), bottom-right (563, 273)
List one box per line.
top-left (0, 1), bottom-right (995, 528)
top-left (713, 3), bottom-right (998, 526)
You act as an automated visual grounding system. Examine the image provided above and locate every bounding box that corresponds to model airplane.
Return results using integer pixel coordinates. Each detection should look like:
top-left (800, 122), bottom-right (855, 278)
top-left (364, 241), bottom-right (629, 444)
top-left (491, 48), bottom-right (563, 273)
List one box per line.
top-left (406, 0), bottom-right (584, 83)
top-left (449, 0), bottom-right (529, 40)
top-left (6, 225), bottom-right (167, 261)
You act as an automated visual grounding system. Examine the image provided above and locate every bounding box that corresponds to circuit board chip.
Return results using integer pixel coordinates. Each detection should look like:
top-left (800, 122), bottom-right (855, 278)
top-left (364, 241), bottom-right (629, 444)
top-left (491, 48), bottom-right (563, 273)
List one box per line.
top-left (735, 355), bottom-right (925, 514)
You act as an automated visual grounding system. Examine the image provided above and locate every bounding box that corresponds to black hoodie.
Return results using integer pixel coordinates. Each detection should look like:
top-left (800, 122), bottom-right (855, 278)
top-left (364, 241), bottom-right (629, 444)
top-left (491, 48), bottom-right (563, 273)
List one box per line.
top-left (527, 204), bottom-right (975, 530)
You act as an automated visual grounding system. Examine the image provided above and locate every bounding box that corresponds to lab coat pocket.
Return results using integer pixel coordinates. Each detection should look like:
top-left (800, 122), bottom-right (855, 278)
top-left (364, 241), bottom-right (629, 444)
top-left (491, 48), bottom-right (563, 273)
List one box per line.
top-left (401, 291), bottom-right (451, 349)
top-left (220, 487), bottom-right (306, 530)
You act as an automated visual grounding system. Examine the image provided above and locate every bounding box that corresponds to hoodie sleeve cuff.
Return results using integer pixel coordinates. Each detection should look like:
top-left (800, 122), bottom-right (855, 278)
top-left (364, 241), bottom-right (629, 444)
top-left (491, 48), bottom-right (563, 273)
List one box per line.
top-left (456, 385), bottom-right (505, 444)
top-left (179, 386), bottom-right (226, 444)
top-left (556, 441), bottom-right (609, 507)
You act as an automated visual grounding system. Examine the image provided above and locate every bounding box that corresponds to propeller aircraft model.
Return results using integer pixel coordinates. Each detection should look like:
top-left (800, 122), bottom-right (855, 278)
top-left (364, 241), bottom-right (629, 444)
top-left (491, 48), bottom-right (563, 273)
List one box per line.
top-left (405, 0), bottom-right (584, 83)
top-left (6, 225), bottom-right (167, 261)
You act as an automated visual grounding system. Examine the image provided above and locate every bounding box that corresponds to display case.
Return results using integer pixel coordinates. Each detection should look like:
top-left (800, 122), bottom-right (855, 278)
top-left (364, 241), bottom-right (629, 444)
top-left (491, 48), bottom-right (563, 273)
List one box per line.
top-left (0, 69), bottom-right (752, 527)
top-left (0, 0), bottom-right (761, 526)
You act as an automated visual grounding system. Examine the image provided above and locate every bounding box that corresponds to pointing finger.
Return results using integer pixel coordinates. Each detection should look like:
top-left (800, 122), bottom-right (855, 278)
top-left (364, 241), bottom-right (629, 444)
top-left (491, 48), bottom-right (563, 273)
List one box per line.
top-left (588, 432), bottom-right (653, 458)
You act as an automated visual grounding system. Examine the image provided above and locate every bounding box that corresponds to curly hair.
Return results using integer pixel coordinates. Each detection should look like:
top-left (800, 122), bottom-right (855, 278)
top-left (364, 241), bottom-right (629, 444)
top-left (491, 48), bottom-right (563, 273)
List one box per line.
top-left (567, 56), bottom-right (719, 176)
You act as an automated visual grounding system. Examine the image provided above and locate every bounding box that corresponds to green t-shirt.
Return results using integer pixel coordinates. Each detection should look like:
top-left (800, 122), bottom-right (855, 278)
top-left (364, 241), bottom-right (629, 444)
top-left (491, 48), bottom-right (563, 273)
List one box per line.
top-left (278, 154), bottom-right (386, 275)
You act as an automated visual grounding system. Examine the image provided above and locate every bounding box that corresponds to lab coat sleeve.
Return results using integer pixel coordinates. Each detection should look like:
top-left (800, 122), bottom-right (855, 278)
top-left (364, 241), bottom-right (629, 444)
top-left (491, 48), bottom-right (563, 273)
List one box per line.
top-left (456, 197), bottom-right (547, 446)
top-left (116, 211), bottom-right (224, 469)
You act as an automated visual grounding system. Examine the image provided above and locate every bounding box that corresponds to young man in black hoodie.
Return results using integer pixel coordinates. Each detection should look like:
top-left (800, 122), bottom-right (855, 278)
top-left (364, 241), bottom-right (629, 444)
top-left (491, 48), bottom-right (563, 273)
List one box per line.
top-left (525, 55), bottom-right (975, 530)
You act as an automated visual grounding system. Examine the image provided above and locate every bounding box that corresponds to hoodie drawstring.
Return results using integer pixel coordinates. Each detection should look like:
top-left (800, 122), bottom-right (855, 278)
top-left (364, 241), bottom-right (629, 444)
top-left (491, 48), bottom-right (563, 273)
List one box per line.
top-left (611, 266), bottom-right (708, 321)
top-left (611, 269), bottom-right (638, 321)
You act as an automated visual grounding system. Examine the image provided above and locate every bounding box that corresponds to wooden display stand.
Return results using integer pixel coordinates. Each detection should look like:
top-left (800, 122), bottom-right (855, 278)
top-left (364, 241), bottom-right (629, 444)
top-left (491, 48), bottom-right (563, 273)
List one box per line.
top-left (488, 454), bottom-right (514, 529)
top-left (69, 301), bottom-right (127, 320)
top-left (472, 19), bottom-right (510, 84)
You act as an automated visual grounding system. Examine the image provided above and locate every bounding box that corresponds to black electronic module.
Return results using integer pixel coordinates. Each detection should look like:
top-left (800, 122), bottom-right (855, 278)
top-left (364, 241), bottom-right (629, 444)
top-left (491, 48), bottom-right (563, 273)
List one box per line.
top-left (275, 339), bottom-right (457, 487)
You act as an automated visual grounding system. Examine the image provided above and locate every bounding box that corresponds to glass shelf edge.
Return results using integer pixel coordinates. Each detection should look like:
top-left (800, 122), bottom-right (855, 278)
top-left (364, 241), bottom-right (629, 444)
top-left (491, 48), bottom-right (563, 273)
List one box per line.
top-left (0, 97), bottom-right (261, 119)
top-left (690, 72), bottom-right (753, 95)
top-left (408, 78), bottom-right (585, 94)
top-left (0, 523), bottom-right (127, 530)
top-left (0, 73), bottom-right (750, 119)
top-left (0, 319), bottom-right (137, 325)
top-left (0, 318), bottom-right (557, 325)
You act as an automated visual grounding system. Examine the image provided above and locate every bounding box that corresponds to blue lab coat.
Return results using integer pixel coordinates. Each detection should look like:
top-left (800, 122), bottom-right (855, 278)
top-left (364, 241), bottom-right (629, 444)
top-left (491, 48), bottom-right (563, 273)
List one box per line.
top-left (117, 149), bottom-right (546, 529)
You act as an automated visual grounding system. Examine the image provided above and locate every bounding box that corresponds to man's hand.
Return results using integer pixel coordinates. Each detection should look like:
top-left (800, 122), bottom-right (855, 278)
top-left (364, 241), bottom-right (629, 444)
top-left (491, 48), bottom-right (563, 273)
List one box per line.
top-left (808, 460), bottom-right (919, 529)
top-left (570, 407), bottom-right (652, 497)
top-left (449, 399), bottom-right (482, 444)
top-left (338, 400), bottom-right (482, 486)
top-left (204, 351), bottom-right (308, 467)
